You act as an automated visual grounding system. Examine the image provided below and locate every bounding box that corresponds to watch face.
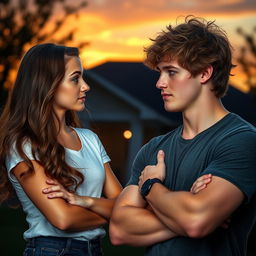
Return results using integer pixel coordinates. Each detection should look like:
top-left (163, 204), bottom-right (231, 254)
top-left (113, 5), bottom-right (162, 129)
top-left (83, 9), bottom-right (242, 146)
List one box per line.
top-left (140, 179), bottom-right (152, 197)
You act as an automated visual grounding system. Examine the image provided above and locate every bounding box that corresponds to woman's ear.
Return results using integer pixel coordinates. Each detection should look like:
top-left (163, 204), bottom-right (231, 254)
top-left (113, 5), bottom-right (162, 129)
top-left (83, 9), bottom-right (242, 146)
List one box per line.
top-left (200, 65), bottom-right (213, 84)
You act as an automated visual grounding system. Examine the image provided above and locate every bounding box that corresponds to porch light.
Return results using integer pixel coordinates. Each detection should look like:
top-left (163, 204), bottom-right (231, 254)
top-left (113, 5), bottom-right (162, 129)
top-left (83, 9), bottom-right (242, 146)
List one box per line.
top-left (123, 130), bottom-right (132, 139)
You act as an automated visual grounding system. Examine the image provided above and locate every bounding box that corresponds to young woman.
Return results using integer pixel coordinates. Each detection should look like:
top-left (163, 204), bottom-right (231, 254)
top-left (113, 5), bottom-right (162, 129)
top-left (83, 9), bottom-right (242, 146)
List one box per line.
top-left (0, 43), bottom-right (123, 256)
top-left (0, 43), bottom-right (211, 256)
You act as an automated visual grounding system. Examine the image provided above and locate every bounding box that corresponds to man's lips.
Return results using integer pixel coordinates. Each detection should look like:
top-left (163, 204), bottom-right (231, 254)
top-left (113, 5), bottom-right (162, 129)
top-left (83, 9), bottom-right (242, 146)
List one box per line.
top-left (161, 93), bottom-right (173, 100)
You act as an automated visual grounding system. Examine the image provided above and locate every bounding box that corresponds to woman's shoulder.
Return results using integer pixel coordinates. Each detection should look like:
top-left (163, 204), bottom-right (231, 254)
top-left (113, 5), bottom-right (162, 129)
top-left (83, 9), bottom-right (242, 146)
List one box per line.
top-left (8, 139), bottom-right (32, 157)
top-left (72, 128), bottom-right (99, 141)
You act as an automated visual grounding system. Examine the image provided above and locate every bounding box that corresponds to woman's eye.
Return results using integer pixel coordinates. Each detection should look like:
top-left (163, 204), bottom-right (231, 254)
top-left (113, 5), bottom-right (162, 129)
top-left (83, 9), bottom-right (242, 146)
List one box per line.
top-left (72, 76), bottom-right (79, 83)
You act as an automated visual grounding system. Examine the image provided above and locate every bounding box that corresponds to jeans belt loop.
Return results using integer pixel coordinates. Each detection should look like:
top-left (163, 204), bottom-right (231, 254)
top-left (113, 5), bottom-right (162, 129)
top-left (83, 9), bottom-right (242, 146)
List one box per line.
top-left (66, 237), bottom-right (72, 250)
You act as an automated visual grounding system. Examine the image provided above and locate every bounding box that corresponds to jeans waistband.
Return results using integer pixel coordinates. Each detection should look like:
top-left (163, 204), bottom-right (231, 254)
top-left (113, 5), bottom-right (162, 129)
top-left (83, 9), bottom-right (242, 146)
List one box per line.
top-left (27, 236), bottom-right (101, 250)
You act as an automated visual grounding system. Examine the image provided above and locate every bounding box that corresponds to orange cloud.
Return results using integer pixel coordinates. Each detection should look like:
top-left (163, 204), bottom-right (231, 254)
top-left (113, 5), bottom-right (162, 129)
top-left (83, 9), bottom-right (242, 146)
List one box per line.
top-left (62, 0), bottom-right (256, 92)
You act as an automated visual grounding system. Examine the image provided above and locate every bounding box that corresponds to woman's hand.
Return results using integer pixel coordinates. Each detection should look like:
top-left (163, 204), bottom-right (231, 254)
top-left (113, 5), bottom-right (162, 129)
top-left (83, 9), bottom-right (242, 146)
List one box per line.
top-left (42, 179), bottom-right (92, 208)
top-left (42, 163), bottom-right (122, 220)
top-left (190, 174), bottom-right (212, 194)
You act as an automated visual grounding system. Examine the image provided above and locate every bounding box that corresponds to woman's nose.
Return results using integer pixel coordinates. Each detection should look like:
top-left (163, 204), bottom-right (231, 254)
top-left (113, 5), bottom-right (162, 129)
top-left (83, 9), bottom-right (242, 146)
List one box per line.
top-left (81, 80), bottom-right (90, 92)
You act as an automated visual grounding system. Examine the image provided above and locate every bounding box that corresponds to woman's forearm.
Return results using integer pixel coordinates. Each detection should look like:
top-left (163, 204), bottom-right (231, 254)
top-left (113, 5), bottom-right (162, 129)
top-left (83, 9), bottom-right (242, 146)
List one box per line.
top-left (57, 203), bottom-right (107, 232)
top-left (81, 196), bottom-right (116, 219)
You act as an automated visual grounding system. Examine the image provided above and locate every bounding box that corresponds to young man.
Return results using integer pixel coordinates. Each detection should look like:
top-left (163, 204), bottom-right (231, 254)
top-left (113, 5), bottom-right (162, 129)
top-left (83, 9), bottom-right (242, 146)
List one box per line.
top-left (109, 16), bottom-right (256, 255)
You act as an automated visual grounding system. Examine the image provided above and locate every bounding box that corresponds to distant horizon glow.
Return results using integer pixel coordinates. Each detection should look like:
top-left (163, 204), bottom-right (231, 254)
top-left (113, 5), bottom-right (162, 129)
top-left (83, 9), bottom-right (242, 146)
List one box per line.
top-left (9, 0), bottom-right (256, 93)
top-left (71, 1), bottom-right (255, 92)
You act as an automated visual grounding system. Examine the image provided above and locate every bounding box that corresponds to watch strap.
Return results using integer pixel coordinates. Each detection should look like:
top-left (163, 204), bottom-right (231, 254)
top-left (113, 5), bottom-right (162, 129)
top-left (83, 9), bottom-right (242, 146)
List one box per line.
top-left (140, 178), bottom-right (162, 198)
top-left (150, 178), bottom-right (162, 185)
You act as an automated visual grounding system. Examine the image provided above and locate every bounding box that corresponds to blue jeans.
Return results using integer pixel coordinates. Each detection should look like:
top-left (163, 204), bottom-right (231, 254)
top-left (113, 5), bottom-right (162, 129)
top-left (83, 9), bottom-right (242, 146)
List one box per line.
top-left (23, 236), bottom-right (103, 256)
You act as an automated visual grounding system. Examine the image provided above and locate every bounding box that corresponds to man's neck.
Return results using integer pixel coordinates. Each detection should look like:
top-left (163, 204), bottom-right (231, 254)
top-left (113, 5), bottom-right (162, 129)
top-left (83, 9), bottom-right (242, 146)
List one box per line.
top-left (181, 98), bottom-right (229, 140)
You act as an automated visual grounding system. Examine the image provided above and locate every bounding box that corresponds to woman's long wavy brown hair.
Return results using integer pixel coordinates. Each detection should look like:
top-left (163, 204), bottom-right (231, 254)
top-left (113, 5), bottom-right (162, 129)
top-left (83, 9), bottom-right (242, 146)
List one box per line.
top-left (0, 43), bottom-right (84, 205)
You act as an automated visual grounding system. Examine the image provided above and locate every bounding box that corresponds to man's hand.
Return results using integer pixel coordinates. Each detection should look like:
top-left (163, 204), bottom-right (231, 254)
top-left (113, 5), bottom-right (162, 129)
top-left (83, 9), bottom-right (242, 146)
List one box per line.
top-left (190, 174), bottom-right (212, 194)
top-left (138, 150), bottom-right (166, 190)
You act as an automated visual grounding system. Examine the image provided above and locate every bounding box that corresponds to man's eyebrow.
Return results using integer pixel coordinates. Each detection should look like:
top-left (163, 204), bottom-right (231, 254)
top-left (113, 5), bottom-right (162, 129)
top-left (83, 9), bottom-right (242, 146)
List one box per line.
top-left (156, 65), bottom-right (178, 71)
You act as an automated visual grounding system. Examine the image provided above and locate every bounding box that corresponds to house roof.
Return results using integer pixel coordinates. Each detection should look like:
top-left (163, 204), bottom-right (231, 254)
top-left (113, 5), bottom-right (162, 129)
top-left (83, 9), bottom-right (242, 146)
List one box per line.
top-left (90, 61), bottom-right (256, 125)
top-left (85, 70), bottom-right (176, 126)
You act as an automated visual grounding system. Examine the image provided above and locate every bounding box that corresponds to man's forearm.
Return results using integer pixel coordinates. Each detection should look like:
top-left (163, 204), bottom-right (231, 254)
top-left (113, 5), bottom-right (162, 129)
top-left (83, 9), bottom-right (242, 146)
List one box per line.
top-left (146, 182), bottom-right (210, 237)
top-left (110, 205), bottom-right (177, 246)
top-left (109, 185), bottom-right (178, 246)
top-left (146, 178), bottom-right (243, 238)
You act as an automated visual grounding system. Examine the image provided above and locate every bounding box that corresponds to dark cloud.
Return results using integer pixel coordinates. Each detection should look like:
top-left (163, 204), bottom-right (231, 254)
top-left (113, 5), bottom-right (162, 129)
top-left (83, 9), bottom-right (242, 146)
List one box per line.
top-left (85, 0), bottom-right (256, 21)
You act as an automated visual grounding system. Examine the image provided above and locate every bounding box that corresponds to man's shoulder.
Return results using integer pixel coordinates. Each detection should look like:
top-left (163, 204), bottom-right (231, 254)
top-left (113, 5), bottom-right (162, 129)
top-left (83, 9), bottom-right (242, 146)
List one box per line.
top-left (227, 113), bottom-right (255, 130)
top-left (211, 113), bottom-right (256, 151)
top-left (134, 127), bottom-right (181, 160)
top-left (221, 113), bottom-right (256, 138)
top-left (146, 126), bottom-right (181, 147)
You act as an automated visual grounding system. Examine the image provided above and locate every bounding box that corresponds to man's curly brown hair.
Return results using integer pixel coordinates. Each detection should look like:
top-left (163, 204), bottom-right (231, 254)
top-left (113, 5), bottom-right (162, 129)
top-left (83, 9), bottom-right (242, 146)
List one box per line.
top-left (144, 16), bottom-right (236, 98)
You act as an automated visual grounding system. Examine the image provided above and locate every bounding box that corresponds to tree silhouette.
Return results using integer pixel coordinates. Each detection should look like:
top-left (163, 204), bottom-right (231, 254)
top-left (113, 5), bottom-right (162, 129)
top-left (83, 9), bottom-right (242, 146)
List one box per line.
top-left (237, 26), bottom-right (256, 102)
top-left (0, 0), bottom-right (88, 109)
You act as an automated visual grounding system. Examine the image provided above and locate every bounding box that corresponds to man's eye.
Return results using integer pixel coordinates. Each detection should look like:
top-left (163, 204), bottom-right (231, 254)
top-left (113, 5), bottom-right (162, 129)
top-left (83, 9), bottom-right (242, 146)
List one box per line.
top-left (168, 70), bottom-right (176, 76)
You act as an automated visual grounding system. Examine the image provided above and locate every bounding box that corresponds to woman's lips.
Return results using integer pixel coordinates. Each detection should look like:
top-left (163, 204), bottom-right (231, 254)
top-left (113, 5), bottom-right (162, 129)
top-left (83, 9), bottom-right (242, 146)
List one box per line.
top-left (78, 96), bottom-right (85, 102)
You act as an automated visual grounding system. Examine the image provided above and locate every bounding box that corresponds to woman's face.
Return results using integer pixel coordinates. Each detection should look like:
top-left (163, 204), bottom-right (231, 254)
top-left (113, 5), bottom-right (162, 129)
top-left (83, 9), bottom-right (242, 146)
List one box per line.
top-left (53, 56), bottom-right (90, 114)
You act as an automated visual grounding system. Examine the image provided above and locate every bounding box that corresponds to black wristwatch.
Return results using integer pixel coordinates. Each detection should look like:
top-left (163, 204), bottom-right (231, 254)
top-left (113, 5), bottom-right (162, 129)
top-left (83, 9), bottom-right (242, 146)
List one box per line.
top-left (140, 178), bottom-right (162, 198)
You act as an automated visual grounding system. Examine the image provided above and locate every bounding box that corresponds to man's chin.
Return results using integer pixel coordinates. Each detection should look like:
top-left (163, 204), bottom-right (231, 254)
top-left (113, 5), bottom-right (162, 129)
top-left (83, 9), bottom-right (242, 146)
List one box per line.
top-left (164, 106), bottom-right (181, 113)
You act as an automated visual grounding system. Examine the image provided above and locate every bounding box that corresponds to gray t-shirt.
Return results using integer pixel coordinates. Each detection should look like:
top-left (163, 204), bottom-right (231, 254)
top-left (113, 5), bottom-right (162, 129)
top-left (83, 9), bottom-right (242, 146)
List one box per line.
top-left (128, 113), bottom-right (256, 256)
top-left (6, 128), bottom-right (110, 241)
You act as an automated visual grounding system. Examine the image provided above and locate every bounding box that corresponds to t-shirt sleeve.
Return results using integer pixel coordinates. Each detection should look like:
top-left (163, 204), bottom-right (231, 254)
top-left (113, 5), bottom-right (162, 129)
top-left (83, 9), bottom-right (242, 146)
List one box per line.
top-left (93, 133), bottom-right (110, 164)
top-left (5, 142), bottom-right (35, 183)
top-left (126, 143), bottom-right (148, 186)
top-left (202, 131), bottom-right (256, 202)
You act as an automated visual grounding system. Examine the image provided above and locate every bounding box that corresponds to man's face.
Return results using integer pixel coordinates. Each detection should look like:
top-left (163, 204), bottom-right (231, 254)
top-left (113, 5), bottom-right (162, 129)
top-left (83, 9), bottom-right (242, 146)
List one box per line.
top-left (156, 58), bottom-right (203, 113)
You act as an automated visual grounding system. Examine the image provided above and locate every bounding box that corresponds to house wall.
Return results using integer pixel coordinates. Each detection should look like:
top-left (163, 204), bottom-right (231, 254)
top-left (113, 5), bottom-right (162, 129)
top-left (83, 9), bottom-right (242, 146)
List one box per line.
top-left (79, 79), bottom-right (143, 184)
top-left (79, 78), bottom-right (175, 183)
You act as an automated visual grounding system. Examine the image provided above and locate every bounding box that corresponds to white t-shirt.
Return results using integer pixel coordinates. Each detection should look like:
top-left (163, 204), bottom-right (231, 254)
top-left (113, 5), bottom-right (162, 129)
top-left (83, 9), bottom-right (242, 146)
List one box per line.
top-left (5, 128), bottom-right (110, 241)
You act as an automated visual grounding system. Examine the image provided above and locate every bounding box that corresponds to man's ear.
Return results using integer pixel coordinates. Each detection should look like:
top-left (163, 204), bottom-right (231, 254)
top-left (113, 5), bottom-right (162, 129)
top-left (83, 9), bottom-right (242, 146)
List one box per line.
top-left (200, 65), bottom-right (213, 84)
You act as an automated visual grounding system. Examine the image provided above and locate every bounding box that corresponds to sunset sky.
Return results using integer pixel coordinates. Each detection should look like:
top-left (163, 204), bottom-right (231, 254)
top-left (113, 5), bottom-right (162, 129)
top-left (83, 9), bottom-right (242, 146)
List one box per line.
top-left (58, 0), bottom-right (256, 92)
